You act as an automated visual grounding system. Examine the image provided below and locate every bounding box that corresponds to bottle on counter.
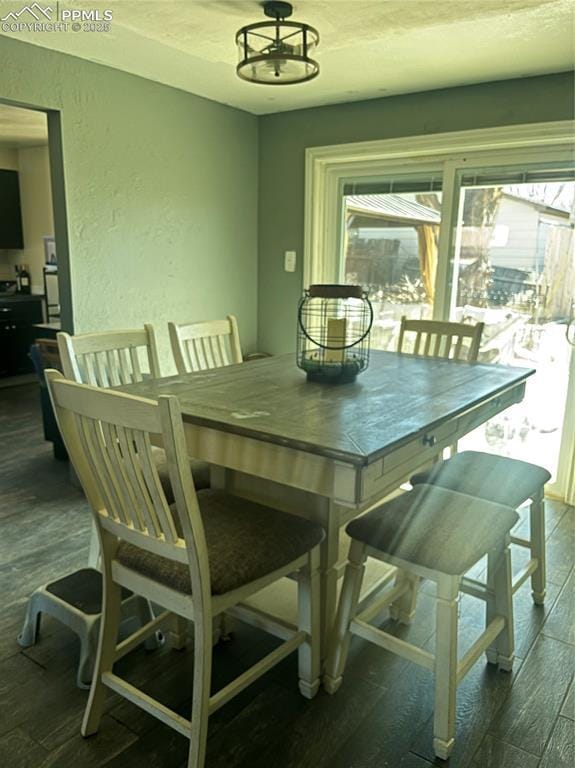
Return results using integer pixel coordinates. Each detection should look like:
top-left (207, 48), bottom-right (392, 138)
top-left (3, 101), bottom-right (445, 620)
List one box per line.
top-left (19, 264), bottom-right (31, 294)
top-left (15, 264), bottom-right (21, 293)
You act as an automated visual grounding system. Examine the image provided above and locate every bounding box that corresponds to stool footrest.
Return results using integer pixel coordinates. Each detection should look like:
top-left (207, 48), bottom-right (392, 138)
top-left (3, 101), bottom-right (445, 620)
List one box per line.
top-left (356, 580), bottom-right (411, 624)
top-left (457, 615), bottom-right (505, 684)
top-left (351, 618), bottom-right (435, 671)
top-left (512, 559), bottom-right (539, 594)
top-left (510, 535), bottom-right (531, 549)
top-left (460, 577), bottom-right (492, 602)
top-left (115, 610), bottom-right (170, 661)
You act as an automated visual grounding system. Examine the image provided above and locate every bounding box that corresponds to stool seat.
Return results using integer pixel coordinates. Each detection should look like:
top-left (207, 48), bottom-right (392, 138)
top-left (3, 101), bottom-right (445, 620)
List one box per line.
top-left (347, 485), bottom-right (518, 575)
top-left (410, 451), bottom-right (551, 509)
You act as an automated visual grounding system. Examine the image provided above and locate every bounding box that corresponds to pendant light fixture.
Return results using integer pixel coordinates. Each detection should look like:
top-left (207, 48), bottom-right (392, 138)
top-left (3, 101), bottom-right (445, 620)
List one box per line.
top-left (236, 1), bottom-right (319, 85)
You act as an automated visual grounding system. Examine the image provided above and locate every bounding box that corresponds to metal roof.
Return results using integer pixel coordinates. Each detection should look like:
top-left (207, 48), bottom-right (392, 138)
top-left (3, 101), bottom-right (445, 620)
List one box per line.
top-left (346, 194), bottom-right (441, 226)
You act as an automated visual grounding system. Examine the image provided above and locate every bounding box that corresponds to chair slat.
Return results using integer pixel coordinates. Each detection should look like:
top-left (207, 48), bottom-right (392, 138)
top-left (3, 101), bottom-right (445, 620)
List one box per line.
top-left (202, 337), bottom-right (215, 369)
top-left (115, 426), bottom-right (153, 532)
top-left (133, 430), bottom-right (178, 543)
top-left (76, 413), bottom-right (124, 524)
top-left (210, 335), bottom-right (223, 368)
top-left (102, 421), bottom-right (145, 531)
top-left (129, 347), bottom-right (142, 382)
top-left (106, 350), bottom-right (122, 387)
top-left (414, 332), bottom-right (422, 355)
top-left (82, 353), bottom-right (99, 386)
top-left (217, 335), bottom-right (228, 366)
top-left (453, 336), bottom-right (464, 360)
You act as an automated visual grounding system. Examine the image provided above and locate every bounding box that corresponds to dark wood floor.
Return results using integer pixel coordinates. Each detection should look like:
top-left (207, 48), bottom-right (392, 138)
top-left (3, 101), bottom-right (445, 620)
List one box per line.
top-left (1, 384), bottom-right (573, 768)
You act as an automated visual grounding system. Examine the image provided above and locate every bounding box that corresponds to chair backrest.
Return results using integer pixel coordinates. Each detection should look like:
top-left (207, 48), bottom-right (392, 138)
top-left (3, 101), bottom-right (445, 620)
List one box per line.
top-left (45, 370), bottom-right (210, 597)
top-left (168, 315), bottom-right (242, 374)
top-left (57, 325), bottom-right (161, 387)
top-left (397, 317), bottom-right (484, 362)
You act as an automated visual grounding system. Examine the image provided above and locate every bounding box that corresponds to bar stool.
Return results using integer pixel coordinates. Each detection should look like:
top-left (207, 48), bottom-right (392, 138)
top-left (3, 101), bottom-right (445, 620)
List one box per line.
top-left (325, 485), bottom-right (518, 761)
top-left (411, 452), bottom-right (550, 603)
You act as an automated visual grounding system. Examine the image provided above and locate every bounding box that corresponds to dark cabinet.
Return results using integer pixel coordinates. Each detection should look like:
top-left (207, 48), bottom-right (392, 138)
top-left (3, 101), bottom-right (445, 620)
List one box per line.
top-left (0, 296), bottom-right (43, 377)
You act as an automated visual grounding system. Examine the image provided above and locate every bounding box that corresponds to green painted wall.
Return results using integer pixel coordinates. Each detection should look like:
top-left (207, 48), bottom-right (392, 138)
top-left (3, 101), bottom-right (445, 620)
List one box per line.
top-left (258, 72), bottom-right (575, 354)
top-left (0, 37), bottom-right (258, 373)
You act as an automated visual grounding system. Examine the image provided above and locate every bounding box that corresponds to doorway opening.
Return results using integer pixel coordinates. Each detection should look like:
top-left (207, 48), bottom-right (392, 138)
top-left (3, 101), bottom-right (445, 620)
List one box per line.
top-left (0, 101), bottom-right (72, 385)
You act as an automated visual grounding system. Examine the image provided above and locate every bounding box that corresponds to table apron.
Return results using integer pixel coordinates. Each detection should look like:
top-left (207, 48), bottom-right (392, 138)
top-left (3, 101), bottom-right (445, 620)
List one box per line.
top-left (182, 381), bottom-right (526, 507)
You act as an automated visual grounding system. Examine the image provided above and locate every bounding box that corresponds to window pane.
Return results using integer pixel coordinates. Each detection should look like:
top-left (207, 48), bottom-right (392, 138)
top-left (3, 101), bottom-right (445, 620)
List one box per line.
top-left (343, 189), bottom-right (442, 351)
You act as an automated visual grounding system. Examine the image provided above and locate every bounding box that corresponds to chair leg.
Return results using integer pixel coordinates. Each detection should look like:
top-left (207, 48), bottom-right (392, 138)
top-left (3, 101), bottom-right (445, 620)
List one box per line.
top-left (324, 540), bottom-right (367, 695)
top-left (298, 547), bottom-right (321, 699)
top-left (486, 542), bottom-right (515, 672)
top-left (18, 592), bottom-right (43, 648)
top-left (81, 567), bottom-right (122, 737)
top-left (389, 572), bottom-right (420, 625)
top-left (77, 617), bottom-right (100, 690)
top-left (187, 611), bottom-right (213, 768)
top-left (433, 576), bottom-right (459, 761)
top-left (530, 490), bottom-right (546, 605)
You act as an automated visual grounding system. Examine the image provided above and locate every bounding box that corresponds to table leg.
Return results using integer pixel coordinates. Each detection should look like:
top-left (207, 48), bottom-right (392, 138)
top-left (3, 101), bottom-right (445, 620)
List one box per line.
top-left (213, 469), bottom-right (343, 665)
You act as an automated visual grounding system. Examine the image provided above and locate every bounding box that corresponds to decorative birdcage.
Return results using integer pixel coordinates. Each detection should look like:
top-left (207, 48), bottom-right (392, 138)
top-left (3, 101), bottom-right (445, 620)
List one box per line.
top-left (297, 284), bottom-right (373, 383)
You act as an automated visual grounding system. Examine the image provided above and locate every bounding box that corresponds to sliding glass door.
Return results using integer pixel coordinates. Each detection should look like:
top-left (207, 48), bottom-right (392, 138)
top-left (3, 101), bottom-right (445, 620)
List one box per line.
top-left (448, 166), bottom-right (575, 492)
top-left (336, 154), bottom-right (575, 497)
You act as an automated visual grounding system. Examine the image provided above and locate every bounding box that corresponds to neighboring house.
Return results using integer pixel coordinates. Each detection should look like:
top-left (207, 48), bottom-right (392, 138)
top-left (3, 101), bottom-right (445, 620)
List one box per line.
top-left (484, 193), bottom-right (570, 273)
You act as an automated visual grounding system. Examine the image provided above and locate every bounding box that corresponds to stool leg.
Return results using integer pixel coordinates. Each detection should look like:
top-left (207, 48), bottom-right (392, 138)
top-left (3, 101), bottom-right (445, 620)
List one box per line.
top-left (433, 576), bottom-right (459, 761)
top-left (389, 572), bottom-right (420, 625)
top-left (298, 548), bottom-right (321, 699)
top-left (530, 490), bottom-right (546, 605)
top-left (486, 542), bottom-right (515, 672)
top-left (324, 540), bottom-right (366, 694)
top-left (18, 592), bottom-right (43, 648)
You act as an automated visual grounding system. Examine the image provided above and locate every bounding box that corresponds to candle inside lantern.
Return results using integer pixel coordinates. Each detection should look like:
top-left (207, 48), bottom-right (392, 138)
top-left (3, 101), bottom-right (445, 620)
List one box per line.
top-left (325, 317), bottom-right (347, 363)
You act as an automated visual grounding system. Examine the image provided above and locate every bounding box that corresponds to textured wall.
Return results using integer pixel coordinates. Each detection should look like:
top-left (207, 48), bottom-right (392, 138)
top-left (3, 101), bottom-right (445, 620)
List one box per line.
top-left (0, 37), bottom-right (258, 373)
top-left (258, 72), bottom-right (575, 353)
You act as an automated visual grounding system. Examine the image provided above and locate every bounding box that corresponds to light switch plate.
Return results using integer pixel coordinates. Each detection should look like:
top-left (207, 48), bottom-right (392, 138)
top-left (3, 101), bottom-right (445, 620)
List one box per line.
top-left (284, 250), bottom-right (296, 272)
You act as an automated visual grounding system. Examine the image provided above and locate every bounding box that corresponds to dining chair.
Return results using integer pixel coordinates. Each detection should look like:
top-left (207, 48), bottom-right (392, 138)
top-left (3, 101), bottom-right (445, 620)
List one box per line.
top-left (397, 316), bottom-right (485, 361)
top-left (58, 325), bottom-right (162, 387)
top-left (57, 326), bottom-right (210, 651)
top-left (325, 484), bottom-right (518, 760)
top-left (168, 315), bottom-right (243, 374)
top-left (57, 327), bottom-right (210, 496)
top-left (46, 370), bottom-right (324, 768)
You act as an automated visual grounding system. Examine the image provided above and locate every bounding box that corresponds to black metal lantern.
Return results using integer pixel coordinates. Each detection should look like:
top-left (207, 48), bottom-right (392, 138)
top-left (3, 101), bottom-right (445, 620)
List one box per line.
top-left (236, 1), bottom-right (319, 85)
top-left (297, 285), bottom-right (373, 384)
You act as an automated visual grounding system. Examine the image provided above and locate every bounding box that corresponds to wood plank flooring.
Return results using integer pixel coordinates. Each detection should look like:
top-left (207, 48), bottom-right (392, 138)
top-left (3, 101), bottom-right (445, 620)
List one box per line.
top-left (1, 383), bottom-right (574, 768)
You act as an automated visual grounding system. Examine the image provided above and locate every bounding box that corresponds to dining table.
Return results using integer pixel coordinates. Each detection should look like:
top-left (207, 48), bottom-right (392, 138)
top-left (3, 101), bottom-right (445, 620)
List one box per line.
top-left (121, 350), bottom-right (534, 658)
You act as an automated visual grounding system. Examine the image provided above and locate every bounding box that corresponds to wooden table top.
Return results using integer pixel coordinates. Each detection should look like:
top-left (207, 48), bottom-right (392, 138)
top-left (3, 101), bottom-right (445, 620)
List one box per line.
top-left (121, 352), bottom-right (534, 466)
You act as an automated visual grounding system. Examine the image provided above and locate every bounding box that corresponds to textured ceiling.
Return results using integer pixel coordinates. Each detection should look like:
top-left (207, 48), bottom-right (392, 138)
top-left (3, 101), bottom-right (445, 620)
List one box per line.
top-left (0, 0), bottom-right (573, 115)
top-left (0, 104), bottom-right (48, 147)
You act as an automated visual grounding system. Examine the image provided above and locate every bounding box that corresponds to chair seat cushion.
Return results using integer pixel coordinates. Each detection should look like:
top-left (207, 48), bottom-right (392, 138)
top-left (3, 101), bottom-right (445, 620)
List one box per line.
top-left (410, 451), bottom-right (550, 508)
top-left (151, 446), bottom-right (210, 496)
top-left (116, 490), bottom-right (324, 596)
top-left (346, 485), bottom-right (518, 576)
